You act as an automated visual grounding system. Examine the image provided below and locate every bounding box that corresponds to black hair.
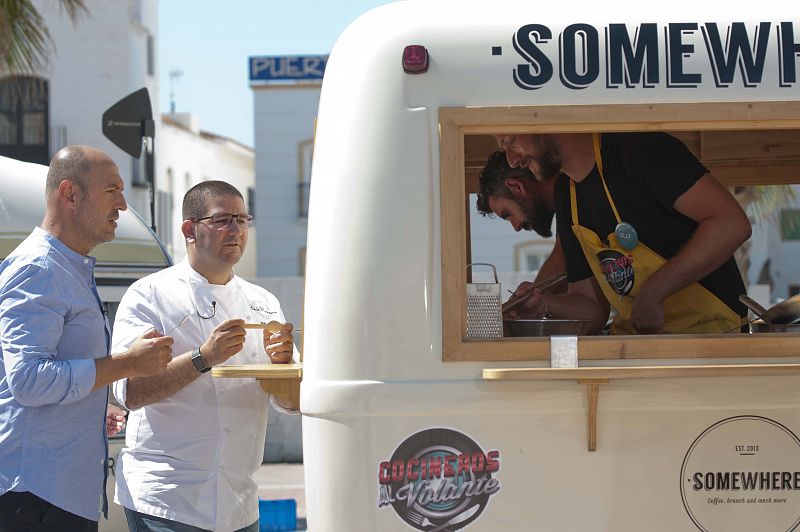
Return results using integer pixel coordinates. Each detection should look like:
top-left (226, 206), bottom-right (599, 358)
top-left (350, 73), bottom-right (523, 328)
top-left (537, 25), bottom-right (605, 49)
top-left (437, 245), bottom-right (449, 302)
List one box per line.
top-left (475, 151), bottom-right (536, 216)
top-left (182, 180), bottom-right (244, 219)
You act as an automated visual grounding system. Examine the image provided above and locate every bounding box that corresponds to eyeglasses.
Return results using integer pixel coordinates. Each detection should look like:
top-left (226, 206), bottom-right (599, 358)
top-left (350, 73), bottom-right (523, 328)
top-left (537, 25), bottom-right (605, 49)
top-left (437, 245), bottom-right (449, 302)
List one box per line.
top-left (191, 213), bottom-right (254, 230)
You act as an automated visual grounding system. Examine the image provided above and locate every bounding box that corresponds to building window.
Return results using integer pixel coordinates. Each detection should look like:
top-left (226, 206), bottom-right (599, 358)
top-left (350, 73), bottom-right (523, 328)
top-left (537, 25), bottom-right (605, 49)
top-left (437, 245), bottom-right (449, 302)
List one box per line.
top-left (780, 209), bottom-right (800, 240)
top-left (0, 76), bottom-right (49, 164)
top-left (247, 187), bottom-right (256, 217)
top-left (298, 139), bottom-right (313, 218)
top-left (156, 190), bottom-right (173, 251)
top-left (157, 168), bottom-right (174, 252)
top-left (51, 125), bottom-right (68, 153)
top-left (147, 35), bottom-right (155, 76)
top-left (299, 246), bottom-right (306, 277)
top-left (513, 241), bottom-right (555, 273)
top-left (131, 156), bottom-right (145, 187)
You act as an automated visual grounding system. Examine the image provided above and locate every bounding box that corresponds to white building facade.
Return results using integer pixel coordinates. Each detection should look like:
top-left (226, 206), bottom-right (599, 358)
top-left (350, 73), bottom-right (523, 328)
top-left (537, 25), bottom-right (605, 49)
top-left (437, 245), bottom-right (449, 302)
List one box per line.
top-left (0, 0), bottom-right (159, 217)
top-left (250, 56), bottom-right (326, 277)
top-left (157, 113), bottom-right (257, 276)
top-left (747, 185), bottom-right (800, 302)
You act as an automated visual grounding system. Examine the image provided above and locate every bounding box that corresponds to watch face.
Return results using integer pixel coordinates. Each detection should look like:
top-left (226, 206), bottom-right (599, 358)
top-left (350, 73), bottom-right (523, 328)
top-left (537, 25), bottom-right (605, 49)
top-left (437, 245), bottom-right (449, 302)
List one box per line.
top-left (192, 349), bottom-right (208, 371)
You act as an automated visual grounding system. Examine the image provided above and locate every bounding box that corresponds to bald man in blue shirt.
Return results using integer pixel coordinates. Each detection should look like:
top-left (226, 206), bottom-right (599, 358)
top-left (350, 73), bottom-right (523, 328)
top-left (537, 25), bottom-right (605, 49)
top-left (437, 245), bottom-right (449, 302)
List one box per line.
top-left (0, 146), bottom-right (174, 531)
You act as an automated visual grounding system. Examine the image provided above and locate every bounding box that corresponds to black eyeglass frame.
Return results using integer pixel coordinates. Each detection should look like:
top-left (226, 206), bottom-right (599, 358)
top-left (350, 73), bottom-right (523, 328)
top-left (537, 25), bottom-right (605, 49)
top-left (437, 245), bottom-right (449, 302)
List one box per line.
top-left (190, 213), bottom-right (254, 229)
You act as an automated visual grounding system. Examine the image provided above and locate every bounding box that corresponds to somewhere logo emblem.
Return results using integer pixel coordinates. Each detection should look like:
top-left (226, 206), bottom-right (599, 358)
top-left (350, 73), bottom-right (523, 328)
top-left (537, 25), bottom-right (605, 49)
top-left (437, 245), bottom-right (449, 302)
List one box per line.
top-left (377, 427), bottom-right (501, 531)
top-left (681, 416), bottom-right (800, 531)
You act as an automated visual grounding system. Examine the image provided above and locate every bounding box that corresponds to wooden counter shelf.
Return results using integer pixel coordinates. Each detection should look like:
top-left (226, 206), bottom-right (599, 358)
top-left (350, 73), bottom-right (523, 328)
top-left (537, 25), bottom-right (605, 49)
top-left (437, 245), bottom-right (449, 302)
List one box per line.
top-left (483, 363), bottom-right (800, 452)
top-left (212, 363), bottom-right (303, 409)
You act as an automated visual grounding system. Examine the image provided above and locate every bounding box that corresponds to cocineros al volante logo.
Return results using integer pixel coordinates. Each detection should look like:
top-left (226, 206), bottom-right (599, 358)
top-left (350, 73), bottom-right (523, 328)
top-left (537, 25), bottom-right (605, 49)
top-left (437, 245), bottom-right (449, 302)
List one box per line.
top-left (597, 249), bottom-right (634, 298)
top-left (681, 416), bottom-right (800, 532)
top-left (377, 428), bottom-right (501, 531)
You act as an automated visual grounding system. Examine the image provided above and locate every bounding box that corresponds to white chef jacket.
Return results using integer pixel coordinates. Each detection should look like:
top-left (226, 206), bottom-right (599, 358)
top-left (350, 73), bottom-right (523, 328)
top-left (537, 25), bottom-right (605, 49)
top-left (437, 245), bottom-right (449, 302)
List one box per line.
top-left (111, 259), bottom-right (298, 531)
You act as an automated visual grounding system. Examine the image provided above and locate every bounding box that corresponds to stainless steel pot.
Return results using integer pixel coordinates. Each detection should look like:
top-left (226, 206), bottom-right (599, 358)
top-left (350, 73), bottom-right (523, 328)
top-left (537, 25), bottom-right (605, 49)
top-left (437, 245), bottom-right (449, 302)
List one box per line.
top-left (740, 294), bottom-right (800, 325)
top-left (749, 320), bottom-right (800, 333)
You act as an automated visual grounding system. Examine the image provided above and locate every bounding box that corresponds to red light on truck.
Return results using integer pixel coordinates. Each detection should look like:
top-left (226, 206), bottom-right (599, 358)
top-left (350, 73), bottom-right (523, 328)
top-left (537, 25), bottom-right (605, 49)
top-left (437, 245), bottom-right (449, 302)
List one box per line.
top-left (403, 45), bottom-right (429, 74)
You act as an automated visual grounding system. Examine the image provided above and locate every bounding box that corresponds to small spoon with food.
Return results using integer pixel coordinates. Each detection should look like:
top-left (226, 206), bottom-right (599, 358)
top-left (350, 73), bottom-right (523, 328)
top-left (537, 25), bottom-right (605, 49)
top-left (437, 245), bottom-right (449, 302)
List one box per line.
top-left (242, 321), bottom-right (302, 333)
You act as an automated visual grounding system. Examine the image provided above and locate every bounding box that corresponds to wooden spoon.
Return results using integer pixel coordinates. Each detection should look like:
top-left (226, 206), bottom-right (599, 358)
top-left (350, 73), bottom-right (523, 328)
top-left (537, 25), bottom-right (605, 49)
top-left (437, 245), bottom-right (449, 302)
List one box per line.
top-left (243, 321), bottom-right (290, 333)
top-left (502, 272), bottom-right (567, 315)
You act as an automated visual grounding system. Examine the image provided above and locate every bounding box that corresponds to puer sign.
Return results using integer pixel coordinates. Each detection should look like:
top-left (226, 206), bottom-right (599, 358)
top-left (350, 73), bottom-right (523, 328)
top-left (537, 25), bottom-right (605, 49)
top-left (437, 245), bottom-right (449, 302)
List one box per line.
top-left (249, 55), bottom-right (328, 82)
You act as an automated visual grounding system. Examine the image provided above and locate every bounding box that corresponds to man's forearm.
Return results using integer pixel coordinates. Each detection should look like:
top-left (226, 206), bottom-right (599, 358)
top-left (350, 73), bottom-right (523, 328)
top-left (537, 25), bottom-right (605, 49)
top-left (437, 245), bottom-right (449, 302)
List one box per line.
top-left (124, 352), bottom-right (199, 410)
top-left (650, 173), bottom-right (752, 303)
top-left (94, 354), bottom-right (135, 391)
top-left (641, 216), bottom-right (749, 303)
top-left (545, 291), bottom-right (609, 334)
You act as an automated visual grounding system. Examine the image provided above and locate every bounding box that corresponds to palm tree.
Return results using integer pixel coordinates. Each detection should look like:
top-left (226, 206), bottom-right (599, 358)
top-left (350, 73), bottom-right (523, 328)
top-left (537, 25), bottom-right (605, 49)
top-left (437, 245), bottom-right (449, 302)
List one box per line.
top-left (0, 0), bottom-right (87, 77)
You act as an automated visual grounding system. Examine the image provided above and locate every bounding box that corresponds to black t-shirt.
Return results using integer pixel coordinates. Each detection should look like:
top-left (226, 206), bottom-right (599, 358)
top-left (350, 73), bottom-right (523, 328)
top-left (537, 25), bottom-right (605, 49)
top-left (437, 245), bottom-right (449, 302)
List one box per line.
top-left (554, 132), bottom-right (746, 317)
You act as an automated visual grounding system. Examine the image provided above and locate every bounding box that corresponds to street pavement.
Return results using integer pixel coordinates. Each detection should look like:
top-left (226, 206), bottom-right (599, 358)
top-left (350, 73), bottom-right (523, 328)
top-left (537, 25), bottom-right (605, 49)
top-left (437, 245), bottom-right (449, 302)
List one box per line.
top-left (101, 462), bottom-right (306, 531)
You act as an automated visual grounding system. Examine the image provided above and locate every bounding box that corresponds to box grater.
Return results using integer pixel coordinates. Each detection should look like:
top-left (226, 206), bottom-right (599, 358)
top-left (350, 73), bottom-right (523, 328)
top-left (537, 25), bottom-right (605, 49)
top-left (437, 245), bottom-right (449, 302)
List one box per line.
top-left (466, 263), bottom-right (502, 339)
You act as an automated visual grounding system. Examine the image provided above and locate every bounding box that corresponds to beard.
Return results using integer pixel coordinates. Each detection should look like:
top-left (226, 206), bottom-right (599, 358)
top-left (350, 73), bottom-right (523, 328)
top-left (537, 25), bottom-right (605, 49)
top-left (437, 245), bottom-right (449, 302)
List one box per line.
top-left (526, 136), bottom-right (562, 182)
top-left (517, 196), bottom-right (555, 238)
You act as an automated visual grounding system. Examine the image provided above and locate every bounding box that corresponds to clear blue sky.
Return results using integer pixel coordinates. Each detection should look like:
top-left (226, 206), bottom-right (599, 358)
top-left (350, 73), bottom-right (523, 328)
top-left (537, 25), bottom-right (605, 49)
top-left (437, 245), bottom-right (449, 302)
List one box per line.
top-left (159, 0), bottom-right (395, 147)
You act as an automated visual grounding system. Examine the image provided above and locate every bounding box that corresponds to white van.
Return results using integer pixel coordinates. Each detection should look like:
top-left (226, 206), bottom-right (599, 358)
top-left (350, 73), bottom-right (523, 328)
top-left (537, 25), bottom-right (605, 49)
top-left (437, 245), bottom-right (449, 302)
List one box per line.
top-left (291, 1), bottom-right (800, 531)
top-left (300, 0), bottom-right (800, 532)
top-left (0, 154), bottom-right (171, 531)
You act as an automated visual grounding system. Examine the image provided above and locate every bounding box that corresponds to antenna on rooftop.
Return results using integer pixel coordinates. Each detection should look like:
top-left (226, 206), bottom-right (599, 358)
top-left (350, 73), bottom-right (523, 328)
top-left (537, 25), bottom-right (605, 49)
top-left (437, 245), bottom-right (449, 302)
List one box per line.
top-left (169, 69), bottom-right (184, 114)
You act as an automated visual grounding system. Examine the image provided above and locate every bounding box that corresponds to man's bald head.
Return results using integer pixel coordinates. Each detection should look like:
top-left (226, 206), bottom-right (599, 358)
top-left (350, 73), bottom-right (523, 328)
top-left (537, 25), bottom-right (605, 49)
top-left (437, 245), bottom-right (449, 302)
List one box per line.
top-left (45, 145), bottom-right (112, 194)
top-left (41, 145), bottom-right (126, 254)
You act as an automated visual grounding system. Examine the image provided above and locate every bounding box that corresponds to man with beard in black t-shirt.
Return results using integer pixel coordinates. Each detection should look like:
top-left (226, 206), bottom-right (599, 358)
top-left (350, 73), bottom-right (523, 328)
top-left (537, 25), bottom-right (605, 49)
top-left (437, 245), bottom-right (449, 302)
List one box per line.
top-left (477, 132), bottom-right (750, 334)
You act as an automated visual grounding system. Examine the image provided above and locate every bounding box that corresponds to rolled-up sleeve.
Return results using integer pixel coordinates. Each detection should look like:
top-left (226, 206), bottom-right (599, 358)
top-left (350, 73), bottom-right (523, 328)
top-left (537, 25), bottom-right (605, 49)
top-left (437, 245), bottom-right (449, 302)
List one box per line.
top-left (0, 264), bottom-right (96, 406)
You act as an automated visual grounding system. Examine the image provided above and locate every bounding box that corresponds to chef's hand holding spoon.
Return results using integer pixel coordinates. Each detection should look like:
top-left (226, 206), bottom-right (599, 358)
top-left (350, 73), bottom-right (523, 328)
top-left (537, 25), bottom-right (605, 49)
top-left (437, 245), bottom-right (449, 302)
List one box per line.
top-left (264, 321), bottom-right (294, 364)
top-left (201, 318), bottom-right (247, 365)
top-left (506, 282), bottom-right (549, 319)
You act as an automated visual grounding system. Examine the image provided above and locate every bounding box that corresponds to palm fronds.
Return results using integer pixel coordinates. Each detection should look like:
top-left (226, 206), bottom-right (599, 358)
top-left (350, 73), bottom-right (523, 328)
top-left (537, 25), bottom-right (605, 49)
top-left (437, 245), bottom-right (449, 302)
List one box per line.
top-left (0, 0), bottom-right (87, 76)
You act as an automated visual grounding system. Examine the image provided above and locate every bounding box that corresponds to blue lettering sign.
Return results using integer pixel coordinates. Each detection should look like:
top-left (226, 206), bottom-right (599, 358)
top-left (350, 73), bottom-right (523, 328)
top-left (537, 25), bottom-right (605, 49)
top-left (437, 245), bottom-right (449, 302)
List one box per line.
top-left (779, 22), bottom-right (800, 86)
top-left (702, 22), bottom-right (770, 87)
top-left (513, 24), bottom-right (553, 90)
top-left (249, 55), bottom-right (328, 82)
top-left (666, 23), bottom-right (702, 87)
top-left (606, 23), bottom-right (659, 88)
top-left (559, 23), bottom-right (600, 89)
top-left (506, 20), bottom-right (800, 90)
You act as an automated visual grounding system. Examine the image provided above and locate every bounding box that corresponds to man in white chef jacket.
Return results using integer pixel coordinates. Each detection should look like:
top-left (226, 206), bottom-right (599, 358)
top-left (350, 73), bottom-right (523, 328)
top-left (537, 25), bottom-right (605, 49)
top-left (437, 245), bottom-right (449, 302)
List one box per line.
top-left (110, 180), bottom-right (298, 532)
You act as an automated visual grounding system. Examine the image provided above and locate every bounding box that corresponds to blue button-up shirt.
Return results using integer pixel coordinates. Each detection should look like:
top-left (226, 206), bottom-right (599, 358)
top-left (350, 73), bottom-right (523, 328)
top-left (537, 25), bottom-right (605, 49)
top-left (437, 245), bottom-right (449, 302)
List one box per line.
top-left (0, 227), bottom-right (110, 521)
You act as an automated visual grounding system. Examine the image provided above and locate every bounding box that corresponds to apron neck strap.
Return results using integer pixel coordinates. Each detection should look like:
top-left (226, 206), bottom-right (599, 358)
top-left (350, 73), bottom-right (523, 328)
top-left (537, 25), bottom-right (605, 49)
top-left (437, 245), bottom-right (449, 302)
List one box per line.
top-left (570, 133), bottom-right (623, 225)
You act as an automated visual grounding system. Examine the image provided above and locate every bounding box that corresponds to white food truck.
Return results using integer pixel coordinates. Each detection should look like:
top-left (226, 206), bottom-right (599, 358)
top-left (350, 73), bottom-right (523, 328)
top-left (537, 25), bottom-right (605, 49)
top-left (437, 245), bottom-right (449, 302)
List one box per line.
top-left (218, 1), bottom-right (800, 530)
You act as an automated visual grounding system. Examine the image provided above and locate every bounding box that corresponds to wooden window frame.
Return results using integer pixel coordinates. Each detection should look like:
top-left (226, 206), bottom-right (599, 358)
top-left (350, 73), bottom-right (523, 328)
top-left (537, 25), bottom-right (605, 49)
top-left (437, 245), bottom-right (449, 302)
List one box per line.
top-left (440, 101), bottom-right (800, 362)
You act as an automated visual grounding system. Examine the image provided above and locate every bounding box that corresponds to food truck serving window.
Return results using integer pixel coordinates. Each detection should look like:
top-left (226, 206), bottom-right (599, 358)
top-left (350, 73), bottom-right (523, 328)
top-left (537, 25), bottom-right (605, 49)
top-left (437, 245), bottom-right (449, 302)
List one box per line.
top-left (439, 101), bottom-right (800, 362)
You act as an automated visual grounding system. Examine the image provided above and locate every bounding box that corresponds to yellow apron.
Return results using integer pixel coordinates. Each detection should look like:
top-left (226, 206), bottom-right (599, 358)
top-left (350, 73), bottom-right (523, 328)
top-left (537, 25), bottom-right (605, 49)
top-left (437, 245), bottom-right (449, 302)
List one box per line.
top-left (569, 134), bottom-right (741, 334)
